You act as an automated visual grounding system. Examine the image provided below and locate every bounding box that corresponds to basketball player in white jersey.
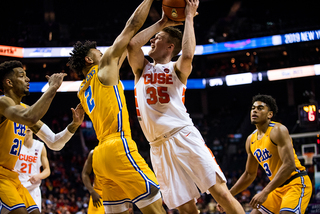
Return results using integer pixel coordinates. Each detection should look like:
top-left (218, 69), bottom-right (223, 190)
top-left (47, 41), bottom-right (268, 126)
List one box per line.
top-left (14, 128), bottom-right (50, 212)
top-left (127, 0), bottom-right (245, 213)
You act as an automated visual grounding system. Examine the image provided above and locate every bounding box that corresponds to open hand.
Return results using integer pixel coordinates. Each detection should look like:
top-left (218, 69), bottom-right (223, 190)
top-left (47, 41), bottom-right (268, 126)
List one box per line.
top-left (71, 103), bottom-right (85, 126)
top-left (46, 73), bottom-right (67, 91)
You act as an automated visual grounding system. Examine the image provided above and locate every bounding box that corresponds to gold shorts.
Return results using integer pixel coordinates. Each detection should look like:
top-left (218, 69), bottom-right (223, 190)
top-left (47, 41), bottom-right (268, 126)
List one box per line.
top-left (88, 188), bottom-right (104, 214)
top-left (0, 166), bottom-right (38, 212)
top-left (260, 174), bottom-right (312, 213)
top-left (92, 135), bottom-right (159, 205)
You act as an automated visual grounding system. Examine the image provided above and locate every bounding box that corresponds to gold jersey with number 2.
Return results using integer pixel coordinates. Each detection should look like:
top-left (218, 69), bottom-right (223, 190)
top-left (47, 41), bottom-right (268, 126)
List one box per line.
top-left (78, 65), bottom-right (131, 141)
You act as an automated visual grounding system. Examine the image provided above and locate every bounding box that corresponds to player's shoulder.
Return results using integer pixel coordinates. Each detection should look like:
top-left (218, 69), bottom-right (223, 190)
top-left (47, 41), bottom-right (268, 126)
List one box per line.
top-left (269, 122), bottom-right (290, 140)
top-left (0, 96), bottom-right (13, 117)
top-left (0, 95), bottom-right (11, 104)
top-left (246, 133), bottom-right (253, 144)
top-left (270, 122), bottom-right (287, 132)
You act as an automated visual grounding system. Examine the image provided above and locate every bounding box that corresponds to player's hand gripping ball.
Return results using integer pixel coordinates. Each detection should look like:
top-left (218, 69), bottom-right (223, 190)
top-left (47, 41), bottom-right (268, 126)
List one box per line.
top-left (162, 0), bottom-right (186, 21)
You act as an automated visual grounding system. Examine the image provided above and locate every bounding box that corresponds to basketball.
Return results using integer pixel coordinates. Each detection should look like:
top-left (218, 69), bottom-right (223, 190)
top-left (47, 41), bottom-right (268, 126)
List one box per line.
top-left (162, 0), bottom-right (186, 21)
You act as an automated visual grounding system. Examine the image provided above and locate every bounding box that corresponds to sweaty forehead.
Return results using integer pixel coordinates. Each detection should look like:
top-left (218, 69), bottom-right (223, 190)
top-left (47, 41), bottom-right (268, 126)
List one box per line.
top-left (156, 31), bottom-right (168, 38)
top-left (13, 67), bottom-right (25, 75)
top-left (252, 101), bottom-right (267, 107)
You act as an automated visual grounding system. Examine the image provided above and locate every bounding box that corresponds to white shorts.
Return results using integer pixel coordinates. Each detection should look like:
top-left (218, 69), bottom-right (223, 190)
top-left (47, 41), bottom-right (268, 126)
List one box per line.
top-left (150, 125), bottom-right (226, 209)
top-left (27, 187), bottom-right (41, 212)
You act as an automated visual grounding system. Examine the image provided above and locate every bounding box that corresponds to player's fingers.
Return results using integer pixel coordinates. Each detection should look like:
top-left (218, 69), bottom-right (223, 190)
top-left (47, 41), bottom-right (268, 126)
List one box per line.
top-left (59, 73), bottom-right (67, 77)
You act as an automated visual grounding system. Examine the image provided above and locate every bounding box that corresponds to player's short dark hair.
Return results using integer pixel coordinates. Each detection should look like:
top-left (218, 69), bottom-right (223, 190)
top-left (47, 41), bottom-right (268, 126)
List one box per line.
top-left (68, 40), bottom-right (97, 75)
top-left (252, 94), bottom-right (278, 117)
top-left (162, 27), bottom-right (182, 57)
top-left (0, 60), bottom-right (23, 91)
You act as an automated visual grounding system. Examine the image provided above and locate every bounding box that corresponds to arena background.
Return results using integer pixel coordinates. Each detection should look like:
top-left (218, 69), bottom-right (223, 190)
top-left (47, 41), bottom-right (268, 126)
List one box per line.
top-left (1, 0), bottom-right (320, 213)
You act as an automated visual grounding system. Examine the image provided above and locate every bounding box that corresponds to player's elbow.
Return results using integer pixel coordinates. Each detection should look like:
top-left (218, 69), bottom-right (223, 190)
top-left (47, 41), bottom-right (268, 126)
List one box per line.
top-left (282, 161), bottom-right (296, 175)
top-left (81, 171), bottom-right (86, 180)
top-left (44, 168), bottom-right (51, 178)
top-left (180, 51), bottom-right (194, 64)
top-left (288, 163), bottom-right (296, 173)
top-left (46, 143), bottom-right (65, 151)
top-left (245, 171), bottom-right (257, 182)
top-left (127, 41), bottom-right (135, 53)
top-left (22, 114), bottom-right (39, 126)
top-left (81, 171), bottom-right (89, 182)
top-left (182, 53), bottom-right (194, 61)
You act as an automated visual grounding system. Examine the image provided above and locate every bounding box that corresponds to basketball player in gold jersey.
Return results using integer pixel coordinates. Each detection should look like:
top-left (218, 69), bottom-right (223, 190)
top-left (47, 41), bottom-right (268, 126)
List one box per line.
top-left (218, 94), bottom-right (312, 214)
top-left (0, 60), bottom-right (84, 214)
top-left (68, 0), bottom-right (166, 213)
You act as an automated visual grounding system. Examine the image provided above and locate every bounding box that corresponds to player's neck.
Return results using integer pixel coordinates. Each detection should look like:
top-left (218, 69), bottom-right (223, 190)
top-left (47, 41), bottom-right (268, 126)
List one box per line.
top-left (153, 56), bottom-right (171, 65)
top-left (24, 138), bottom-right (33, 148)
top-left (82, 66), bottom-right (93, 78)
top-left (4, 91), bottom-right (23, 105)
top-left (256, 121), bottom-right (270, 135)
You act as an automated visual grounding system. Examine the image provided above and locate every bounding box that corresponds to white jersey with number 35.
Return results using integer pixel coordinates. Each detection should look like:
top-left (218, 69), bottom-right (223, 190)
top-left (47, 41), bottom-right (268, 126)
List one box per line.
top-left (135, 61), bottom-right (193, 142)
top-left (14, 139), bottom-right (44, 191)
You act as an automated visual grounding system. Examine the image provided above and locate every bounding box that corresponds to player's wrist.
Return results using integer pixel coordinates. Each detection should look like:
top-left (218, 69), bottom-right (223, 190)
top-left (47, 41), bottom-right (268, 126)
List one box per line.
top-left (67, 122), bottom-right (81, 133)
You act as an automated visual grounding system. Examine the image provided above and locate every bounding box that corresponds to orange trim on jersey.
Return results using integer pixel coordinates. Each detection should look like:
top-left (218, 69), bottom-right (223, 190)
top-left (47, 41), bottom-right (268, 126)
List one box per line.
top-left (182, 88), bottom-right (186, 104)
top-left (134, 89), bottom-right (141, 116)
top-left (135, 97), bottom-right (138, 108)
top-left (136, 109), bottom-right (141, 117)
top-left (205, 144), bottom-right (214, 157)
top-left (205, 144), bottom-right (223, 171)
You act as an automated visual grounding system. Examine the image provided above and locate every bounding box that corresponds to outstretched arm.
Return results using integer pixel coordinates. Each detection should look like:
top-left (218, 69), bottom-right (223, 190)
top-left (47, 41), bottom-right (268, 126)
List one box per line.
top-left (127, 11), bottom-right (182, 81)
top-left (0, 73), bottom-right (66, 126)
top-left (98, 0), bottom-right (155, 85)
top-left (175, 0), bottom-right (199, 85)
top-left (229, 135), bottom-right (259, 196)
top-left (31, 103), bottom-right (85, 151)
top-left (82, 150), bottom-right (102, 208)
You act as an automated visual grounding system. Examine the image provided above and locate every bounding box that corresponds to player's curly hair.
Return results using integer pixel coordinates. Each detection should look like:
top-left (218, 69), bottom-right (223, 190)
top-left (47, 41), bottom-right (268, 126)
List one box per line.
top-left (252, 94), bottom-right (278, 117)
top-left (0, 60), bottom-right (23, 91)
top-left (68, 41), bottom-right (97, 75)
top-left (162, 27), bottom-right (182, 57)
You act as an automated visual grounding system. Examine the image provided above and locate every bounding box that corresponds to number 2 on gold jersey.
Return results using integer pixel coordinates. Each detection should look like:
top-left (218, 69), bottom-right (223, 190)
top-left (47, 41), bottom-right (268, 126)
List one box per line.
top-left (85, 86), bottom-right (95, 113)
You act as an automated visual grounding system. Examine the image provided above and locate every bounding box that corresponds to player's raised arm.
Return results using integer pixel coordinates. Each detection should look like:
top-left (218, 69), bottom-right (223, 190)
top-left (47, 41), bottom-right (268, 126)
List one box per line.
top-left (0, 60), bottom-right (66, 126)
top-left (175, 0), bottom-right (198, 85)
top-left (98, 0), bottom-right (154, 85)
